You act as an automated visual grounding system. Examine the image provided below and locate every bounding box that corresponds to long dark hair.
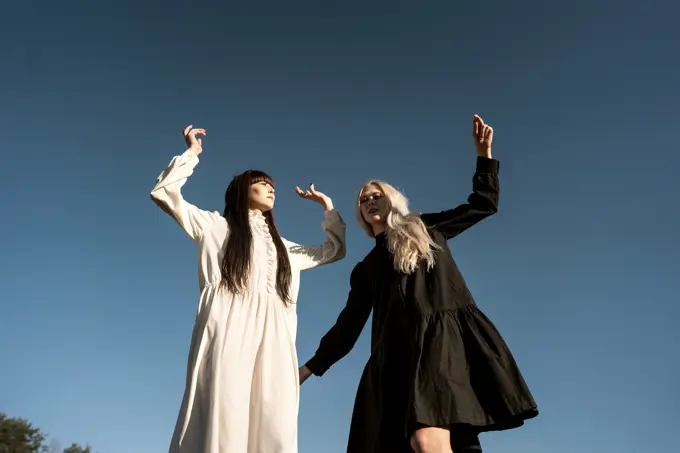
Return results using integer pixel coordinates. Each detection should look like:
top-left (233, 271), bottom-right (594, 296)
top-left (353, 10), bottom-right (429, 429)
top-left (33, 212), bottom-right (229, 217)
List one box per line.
top-left (221, 170), bottom-right (292, 304)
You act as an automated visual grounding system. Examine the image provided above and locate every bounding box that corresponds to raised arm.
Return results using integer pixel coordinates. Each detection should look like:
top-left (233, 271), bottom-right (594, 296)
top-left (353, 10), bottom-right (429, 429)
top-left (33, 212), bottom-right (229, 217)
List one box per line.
top-left (287, 183), bottom-right (346, 271)
top-left (286, 209), bottom-right (347, 271)
top-left (302, 263), bottom-right (372, 378)
top-left (150, 126), bottom-right (220, 242)
top-left (420, 156), bottom-right (499, 240)
top-left (420, 114), bottom-right (499, 240)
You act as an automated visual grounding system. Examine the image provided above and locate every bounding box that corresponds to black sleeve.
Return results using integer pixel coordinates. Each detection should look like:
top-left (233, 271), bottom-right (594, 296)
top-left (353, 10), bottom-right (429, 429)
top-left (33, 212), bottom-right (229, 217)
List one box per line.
top-left (420, 157), bottom-right (500, 240)
top-left (304, 263), bottom-right (373, 377)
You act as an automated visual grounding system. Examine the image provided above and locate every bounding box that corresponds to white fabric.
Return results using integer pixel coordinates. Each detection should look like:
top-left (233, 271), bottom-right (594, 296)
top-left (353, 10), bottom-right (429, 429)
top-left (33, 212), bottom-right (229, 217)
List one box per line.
top-left (150, 150), bottom-right (346, 453)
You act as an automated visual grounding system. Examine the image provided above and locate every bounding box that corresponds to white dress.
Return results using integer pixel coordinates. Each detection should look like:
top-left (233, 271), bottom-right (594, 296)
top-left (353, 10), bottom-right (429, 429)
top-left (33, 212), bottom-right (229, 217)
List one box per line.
top-left (150, 149), bottom-right (347, 453)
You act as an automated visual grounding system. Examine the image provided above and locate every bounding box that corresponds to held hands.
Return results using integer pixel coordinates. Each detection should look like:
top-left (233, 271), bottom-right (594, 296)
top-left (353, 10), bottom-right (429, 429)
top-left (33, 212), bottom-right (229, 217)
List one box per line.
top-left (472, 114), bottom-right (493, 158)
top-left (299, 365), bottom-right (313, 385)
top-left (183, 125), bottom-right (206, 156)
top-left (296, 183), bottom-right (334, 211)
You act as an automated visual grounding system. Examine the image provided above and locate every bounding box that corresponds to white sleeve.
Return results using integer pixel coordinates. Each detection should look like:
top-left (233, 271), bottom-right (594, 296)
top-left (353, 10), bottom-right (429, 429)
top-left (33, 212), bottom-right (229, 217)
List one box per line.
top-left (150, 150), bottom-right (220, 242)
top-left (286, 210), bottom-right (347, 271)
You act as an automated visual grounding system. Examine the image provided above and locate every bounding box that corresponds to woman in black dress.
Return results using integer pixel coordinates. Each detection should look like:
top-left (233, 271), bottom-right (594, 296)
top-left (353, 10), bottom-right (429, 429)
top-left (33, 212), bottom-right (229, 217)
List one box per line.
top-left (299, 115), bottom-right (538, 453)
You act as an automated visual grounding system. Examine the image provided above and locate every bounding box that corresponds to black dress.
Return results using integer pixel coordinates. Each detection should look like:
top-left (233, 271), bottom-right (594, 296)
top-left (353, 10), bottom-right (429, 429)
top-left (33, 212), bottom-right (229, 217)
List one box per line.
top-left (305, 157), bottom-right (538, 453)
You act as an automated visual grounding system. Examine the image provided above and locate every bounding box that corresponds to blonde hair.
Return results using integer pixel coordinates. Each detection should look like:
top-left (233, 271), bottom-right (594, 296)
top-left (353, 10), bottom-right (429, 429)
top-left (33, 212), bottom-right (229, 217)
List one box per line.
top-left (356, 180), bottom-right (440, 274)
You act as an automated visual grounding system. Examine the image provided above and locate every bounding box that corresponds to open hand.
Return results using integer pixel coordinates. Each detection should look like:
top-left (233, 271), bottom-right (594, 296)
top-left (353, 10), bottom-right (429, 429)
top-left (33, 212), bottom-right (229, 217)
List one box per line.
top-left (183, 125), bottom-right (206, 155)
top-left (472, 114), bottom-right (493, 158)
top-left (296, 184), bottom-right (334, 211)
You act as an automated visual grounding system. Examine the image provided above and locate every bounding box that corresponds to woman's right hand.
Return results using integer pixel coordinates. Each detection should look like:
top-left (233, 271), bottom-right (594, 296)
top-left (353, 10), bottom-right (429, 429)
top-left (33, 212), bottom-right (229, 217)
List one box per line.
top-left (183, 125), bottom-right (206, 156)
top-left (299, 365), bottom-right (313, 385)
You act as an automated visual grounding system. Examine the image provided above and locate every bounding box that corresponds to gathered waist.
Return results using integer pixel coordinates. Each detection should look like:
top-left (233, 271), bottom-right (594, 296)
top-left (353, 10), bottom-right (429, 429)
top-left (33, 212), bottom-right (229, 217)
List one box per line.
top-left (200, 280), bottom-right (282, 299)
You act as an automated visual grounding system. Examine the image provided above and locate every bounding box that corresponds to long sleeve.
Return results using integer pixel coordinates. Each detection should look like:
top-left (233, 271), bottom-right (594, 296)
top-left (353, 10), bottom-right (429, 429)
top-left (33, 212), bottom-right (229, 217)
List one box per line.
top-left (420, 156), bottom-right (500, 240)
top-left (150, 150), bottom-right (220, 242)
top-left (285, 209), bottom-right (347, 271)
top-left (304, 263), bottom-right (372, 376)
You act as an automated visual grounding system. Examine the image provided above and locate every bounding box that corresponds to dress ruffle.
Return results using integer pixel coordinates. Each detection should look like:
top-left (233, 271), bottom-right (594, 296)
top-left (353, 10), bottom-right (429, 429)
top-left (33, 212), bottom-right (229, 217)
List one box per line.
top-left (409, 304), bottom-right (538, 431)
top-left (249, 212), bottom-right (277, 295)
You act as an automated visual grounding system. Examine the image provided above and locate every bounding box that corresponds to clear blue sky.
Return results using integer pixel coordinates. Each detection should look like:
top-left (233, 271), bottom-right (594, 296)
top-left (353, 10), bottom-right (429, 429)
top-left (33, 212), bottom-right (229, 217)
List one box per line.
top-left (1, 1), bottom-right (678, 452)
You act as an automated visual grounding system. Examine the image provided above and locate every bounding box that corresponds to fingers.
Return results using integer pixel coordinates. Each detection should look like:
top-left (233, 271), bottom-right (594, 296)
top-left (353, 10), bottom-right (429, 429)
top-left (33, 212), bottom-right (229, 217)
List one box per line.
top-left (472, 115), bottom-right (484, 139)
top-left (485, 125), bottom-right (493, 142)
top-left (479, 126), bottom-right (489, 143)
top-left (295, 184), bottom-right (317, 198)
top-left (295, 186), bottom-right (311, 198)
top-left (183, 126), bottom-right (207, 137)
top-left (473, 115), bottom-right (493, 144)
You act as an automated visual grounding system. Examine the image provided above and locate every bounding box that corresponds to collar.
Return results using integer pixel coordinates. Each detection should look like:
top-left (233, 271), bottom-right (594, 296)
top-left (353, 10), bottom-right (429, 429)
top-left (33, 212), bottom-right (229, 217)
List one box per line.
top-left (374, 231), bottom-right (387, 247)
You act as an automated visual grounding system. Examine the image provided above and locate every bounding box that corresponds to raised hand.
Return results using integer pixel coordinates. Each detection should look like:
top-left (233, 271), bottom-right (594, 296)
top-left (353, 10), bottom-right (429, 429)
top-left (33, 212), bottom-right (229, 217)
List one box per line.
top-left (296, 183), bottom-right (334, 211)
top-left (472, 114), bottom-right (493, 158)
top-left (183, 125), bottom-right (207, 155)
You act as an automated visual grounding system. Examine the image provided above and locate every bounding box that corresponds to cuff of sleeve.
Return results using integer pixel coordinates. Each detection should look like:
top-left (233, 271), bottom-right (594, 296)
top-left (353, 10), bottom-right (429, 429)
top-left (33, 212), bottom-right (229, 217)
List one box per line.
top-left (182, 149), bottom-right (200, 162)
top-left (305, 357), bottom-right (327, 377)
top-left (322, 209), bottom-right (345, 227)
top-left (476, 156), bottom-right (499, 174)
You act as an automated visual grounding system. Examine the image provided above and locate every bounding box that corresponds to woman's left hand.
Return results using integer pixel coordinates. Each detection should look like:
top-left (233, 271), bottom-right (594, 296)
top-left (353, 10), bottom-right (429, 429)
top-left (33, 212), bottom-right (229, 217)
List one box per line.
top-left (296, 183), bottom-right (334, 211)
top-left (299, 365), bottom-right (313, 385)
top-left (472, 114), bottom-right (493, 158)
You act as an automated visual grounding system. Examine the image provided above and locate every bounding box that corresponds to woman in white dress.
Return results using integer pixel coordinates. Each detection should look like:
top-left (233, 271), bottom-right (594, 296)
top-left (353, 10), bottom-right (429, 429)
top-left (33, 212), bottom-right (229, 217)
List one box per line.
top-left (150, 125), bottom-right (347, 453)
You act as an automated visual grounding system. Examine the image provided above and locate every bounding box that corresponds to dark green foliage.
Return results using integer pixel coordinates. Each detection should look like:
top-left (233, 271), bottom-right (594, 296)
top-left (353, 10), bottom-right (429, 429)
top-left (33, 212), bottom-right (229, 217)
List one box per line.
top-left (0, 413), bottom-right (96, 453)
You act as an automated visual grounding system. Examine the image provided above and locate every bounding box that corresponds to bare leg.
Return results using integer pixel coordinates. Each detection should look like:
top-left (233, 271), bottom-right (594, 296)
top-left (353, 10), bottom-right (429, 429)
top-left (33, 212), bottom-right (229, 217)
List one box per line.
top-left (410, 426), bottom-right (453, 453)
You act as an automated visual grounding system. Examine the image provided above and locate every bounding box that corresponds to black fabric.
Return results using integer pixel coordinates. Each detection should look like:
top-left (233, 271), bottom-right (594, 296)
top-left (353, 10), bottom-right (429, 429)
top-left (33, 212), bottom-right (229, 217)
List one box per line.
top-left (305, 157), bottom-right (538, 453)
